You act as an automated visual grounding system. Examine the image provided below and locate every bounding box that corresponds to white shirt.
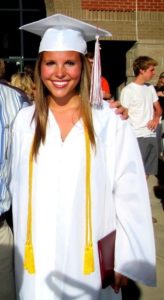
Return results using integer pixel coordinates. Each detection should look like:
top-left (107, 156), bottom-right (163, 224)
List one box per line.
top-left (120, 82), bottom-right (158, 137)
top-left (10, 102), bottom-right (156, 300)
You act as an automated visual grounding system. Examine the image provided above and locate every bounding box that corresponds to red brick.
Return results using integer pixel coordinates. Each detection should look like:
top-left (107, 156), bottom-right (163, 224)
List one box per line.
top-left (81, 0), bottom-right (164, 11)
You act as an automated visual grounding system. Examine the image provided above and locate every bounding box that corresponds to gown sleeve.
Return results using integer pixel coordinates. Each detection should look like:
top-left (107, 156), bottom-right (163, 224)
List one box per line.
top-left (112, 119), bottom-right (156, 287)
top-left (10, 107), bottom-right (33, 237)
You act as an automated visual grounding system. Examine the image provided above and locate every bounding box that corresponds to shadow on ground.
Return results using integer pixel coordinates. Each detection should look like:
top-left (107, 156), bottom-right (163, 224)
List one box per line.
top-left (122, 280), bottom-right (141, 300)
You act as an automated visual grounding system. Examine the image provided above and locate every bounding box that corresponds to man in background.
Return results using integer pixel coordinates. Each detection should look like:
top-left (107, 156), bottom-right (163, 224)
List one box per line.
top-left (120, 56), bottom-right (162, 222)
top-left (0, 59), bottom-right (30, 300)
top-left (86, 51), bottom-right (112, 100)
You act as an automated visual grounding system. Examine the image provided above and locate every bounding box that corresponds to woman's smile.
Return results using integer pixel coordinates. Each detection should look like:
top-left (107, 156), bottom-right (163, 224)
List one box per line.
top-left (52, 80), bottom-right (69, 88)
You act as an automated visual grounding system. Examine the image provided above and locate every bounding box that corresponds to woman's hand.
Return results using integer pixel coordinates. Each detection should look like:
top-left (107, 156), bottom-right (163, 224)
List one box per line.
top-left (111, 272), bottom-right (128, 294)
top-left (108, 99), bottom-right (129, 120)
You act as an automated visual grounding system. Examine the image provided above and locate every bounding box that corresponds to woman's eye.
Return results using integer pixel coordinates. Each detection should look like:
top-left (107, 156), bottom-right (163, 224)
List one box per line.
top-left (45, 61), bottom-right (55, 66)
top-left (65, 61), bottom-right (75, 66)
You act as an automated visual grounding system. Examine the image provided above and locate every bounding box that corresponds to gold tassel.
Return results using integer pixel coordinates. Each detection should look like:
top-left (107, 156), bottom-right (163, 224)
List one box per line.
top-left (24, 241), bottom-right (35, 274)
top-left (83, 243), bottom-right (95, 274)
top-left (24, 140), bottom-right (36, 274)
top-left (83, 127), bottom-right (95, 275)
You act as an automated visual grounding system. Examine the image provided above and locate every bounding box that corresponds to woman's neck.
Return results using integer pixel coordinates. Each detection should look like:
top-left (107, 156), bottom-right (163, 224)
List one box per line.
top-left (49, 94), bottom-right (81, 142)
top-left (49, 93), bottom-right (81, 112)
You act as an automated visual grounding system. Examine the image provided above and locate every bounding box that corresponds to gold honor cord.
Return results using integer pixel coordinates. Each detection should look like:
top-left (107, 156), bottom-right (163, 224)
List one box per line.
top-left (83, 127), bottom-right (95, 274)
top-left (24, 141), bottom-right (35, 274)
top-left (24, 127), bottom-right (94, 275)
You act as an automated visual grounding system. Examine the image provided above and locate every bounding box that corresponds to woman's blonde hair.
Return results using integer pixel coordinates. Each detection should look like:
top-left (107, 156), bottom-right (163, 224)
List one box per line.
top-left (11, 72), bottom-right (35, 100)
top-left (32, 53), bottom-right (96, 158)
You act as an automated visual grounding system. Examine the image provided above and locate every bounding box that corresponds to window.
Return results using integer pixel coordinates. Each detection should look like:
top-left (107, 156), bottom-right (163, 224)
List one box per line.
top-left (0, 0), bottom-right (46, 71)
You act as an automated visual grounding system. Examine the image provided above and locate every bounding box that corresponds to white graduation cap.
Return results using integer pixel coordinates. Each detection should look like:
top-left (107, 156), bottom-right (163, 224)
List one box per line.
top-left (20, 13), bottom-right (112, 107)
top-left (20, 13), bottom-right (111, 54)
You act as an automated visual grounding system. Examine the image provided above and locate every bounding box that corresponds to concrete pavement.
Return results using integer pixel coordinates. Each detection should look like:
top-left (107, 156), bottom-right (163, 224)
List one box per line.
top-left (122, 173), bottom-right (164, 300)
top-left (138, 174), bottom-right (164, 300)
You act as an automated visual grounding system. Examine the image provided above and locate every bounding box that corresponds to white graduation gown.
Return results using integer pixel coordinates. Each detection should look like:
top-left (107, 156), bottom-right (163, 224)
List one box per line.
top-left (10, 101), bottom-right (156, 300)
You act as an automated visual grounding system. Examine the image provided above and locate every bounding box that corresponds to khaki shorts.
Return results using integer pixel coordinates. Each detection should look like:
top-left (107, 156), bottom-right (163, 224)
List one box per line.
top-left (0, 220), bottom-right (16, 300)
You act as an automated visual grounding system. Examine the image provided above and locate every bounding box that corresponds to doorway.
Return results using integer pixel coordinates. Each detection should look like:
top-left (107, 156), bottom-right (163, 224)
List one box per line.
top-left (88, 40), bottom-right (135, 98)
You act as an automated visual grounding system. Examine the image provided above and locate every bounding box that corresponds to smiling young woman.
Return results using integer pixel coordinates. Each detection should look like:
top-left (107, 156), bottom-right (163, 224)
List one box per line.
top-left (10, 14), bottom-right (156, 300)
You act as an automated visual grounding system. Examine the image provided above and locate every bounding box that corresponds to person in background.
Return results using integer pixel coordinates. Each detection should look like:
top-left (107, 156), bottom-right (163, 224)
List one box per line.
top-left (120, 56), bottom-right (162, 223)
top-left (155, 71), bottom-right (164, 96)
top-left (0, 60), bottom-right (30, 300)
top-left (155, 72), bottom-right (164, 133)
top-left (86, 51), bottom-right (128, 118)
top-left (0, 58), bottom-right (7, 83)
top-left (101, 76), bottom-right (111, 100)
top-left (24, 64), bottom-right (36, 100)
top-left (11, 71), bottom-right (35, 102)
top-left (24, 64), bottom-right (35, 81)
top-left (86, 51), bottom-right (112, 100)
top-left (10, 14), bottom-right (156, 300)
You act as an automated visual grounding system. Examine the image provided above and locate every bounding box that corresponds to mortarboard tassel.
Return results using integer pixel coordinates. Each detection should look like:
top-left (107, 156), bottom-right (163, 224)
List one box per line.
top-left (90, 35), bottom-right (103, 109)
top-left (83, 127), bottom-right (95, 274)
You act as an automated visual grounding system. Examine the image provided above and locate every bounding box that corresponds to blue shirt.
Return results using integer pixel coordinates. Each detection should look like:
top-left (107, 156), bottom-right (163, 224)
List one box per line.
top-left (0, 82), bottom-right (30, 215)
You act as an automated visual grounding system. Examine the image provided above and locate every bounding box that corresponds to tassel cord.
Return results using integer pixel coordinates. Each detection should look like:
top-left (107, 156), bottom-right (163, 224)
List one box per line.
top-left (24, 140), bottom-right (35, 274)
top-left (83, 127), bottom-right (95, 274)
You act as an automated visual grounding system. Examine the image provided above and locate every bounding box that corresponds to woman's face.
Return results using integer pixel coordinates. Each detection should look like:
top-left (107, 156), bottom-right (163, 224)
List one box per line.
top-left (41, 51), bottom-right (82, 102)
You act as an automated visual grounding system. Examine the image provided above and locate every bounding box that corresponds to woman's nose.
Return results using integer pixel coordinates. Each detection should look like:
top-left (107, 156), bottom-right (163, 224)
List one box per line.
top-left (55, 65), bottom-right (66, 78)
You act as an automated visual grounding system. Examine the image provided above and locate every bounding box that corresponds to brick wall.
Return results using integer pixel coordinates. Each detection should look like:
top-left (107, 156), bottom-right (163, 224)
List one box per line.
top-left (82, 0), bottom-right (164, 12)
top-left (44, 0), bottom-right (164, 41)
